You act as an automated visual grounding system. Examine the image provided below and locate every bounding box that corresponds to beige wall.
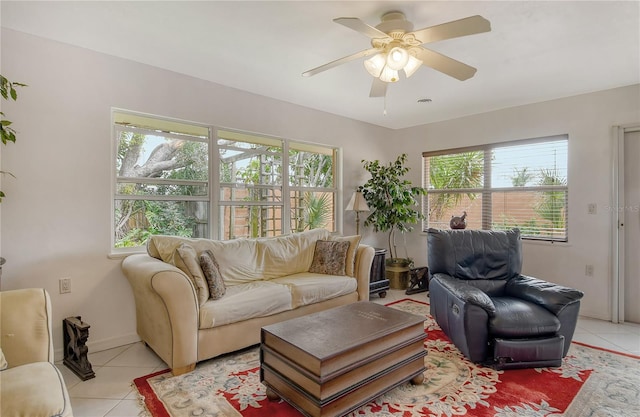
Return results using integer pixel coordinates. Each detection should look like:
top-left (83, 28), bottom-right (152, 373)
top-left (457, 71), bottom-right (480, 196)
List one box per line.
top-left (0, 29), bottom-right (391, 358)
top-left (395, 84), bottom-right (640, 320)
top-left (2, 28), bottom-right (639, 357)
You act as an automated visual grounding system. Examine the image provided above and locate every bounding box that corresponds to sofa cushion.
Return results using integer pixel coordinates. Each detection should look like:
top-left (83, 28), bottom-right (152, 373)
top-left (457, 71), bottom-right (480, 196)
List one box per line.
top-left (200, 250), bottom-right (226, 300)
top-left (0, 362), bottom-right (73, 417)
top-left (272, 273), bottom-right (357, 308)
top-left (328, 235), bottom-right (361, 277)
top-left (309, 240), bottom-right (350, 275)
top-left (173, 243), bottom-right (210, 305)
top-left (489, 297), bottom-right (561, 338)
top-left (198, 281), bottom-right (292, 329)
top-left (147, 229), bottom-right (331, 285)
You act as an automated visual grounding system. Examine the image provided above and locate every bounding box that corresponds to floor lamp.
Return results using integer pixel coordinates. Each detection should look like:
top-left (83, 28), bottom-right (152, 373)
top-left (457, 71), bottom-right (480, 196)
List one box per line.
top-left (345, 191), bottom-right (370, 235)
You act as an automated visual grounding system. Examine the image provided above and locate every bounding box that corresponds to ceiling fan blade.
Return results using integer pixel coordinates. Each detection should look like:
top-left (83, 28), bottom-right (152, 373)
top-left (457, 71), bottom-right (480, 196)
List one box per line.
top-left (410, 15), bottom-right (491, 44)
top-left (415, 47), bottom-right (477, 81)
top-left (334, 17), bottom-right (390, 39)
top-left (369, 78), bottom-right (387, 98)
top-left (302, 48), bottom-right (380, 77)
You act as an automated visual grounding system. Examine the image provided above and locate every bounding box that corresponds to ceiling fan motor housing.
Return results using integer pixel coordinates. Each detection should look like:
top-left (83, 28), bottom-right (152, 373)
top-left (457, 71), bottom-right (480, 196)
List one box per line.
top-left (375, 11), bottom-right (414, 35)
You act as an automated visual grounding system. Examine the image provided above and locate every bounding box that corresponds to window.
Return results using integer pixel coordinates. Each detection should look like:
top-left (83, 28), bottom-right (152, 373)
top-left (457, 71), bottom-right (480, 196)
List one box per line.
top-left (113, 111), bottom-right (210, 248)
top-left (217, 130), bottom-right (336, 240)
top-left (112, 111), bottom-right (339, 250)
top-left (422, 135), bottom-right (568, 241)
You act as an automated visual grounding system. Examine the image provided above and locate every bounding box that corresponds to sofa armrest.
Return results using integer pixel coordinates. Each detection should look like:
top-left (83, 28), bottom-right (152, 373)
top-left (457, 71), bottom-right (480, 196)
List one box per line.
top-left (431, 274), bottom-right (496, 315)
top-left (122, 254), bottom-right (200, 372)
top-left (354, 244), bottom-right (374, 302)
top-left (505, 274), bottom-right (584, 315)
top-left (0, 288), bottom-right (53, 367)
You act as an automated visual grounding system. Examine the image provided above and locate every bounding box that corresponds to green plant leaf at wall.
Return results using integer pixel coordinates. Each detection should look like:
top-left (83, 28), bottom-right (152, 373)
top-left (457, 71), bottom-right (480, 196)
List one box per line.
top-left (0, 75), bottom-right (27, 201)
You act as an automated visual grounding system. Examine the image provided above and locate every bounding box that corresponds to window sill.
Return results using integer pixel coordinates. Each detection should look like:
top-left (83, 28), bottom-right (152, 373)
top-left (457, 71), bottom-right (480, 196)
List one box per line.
top-left (522, 239), bottom-right (571, 248)
top-left (108, 248), bottom-right (146, 259)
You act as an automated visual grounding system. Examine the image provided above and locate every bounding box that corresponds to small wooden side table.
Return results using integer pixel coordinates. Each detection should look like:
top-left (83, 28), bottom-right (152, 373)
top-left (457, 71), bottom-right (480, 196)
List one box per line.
top-left (369, 248), bottom-right (390, 298)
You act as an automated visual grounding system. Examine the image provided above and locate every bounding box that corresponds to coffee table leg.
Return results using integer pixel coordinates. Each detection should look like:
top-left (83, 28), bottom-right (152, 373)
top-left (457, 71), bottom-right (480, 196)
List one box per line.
top-left (266, 386), bottom-right (280, 401)
top-left (410, 373), bottom-right (425, 385)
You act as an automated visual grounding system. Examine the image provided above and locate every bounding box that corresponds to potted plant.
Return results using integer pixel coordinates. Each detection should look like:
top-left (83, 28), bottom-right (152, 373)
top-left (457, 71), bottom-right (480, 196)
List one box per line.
top-left (1, 74), bottom-right (27, 280)
top-left (359, 153), bottom-right (426, 266)
top-left (1, 74), bottom-right (26, 202)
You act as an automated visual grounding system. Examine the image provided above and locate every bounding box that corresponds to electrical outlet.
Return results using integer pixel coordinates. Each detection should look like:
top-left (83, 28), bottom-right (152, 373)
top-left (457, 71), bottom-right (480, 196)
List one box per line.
top-left (585, 265), bottom-right (594, 277)
top-left (59, 278), bottom-right (71, 294)
top-left (587, 203), bottom-right (597, 215)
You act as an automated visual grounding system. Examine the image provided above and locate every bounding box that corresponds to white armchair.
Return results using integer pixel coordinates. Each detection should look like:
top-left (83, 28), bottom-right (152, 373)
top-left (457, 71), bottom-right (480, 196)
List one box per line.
top-left (1, 288), bottom-right (73, 417)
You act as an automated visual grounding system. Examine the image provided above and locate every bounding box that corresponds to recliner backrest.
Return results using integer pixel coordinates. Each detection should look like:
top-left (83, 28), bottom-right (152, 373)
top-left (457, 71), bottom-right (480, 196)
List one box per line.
top-left (427, 228), bottom-right (523, 281)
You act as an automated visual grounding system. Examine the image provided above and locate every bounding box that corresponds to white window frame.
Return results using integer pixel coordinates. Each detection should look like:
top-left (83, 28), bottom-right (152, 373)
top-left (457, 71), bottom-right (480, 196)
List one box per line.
top-left (213, 127), bottom-right (340, 240)
top-left (111, 110), bottom-right (341, 254)
top-left (422, 135), bottom-right (569, 242)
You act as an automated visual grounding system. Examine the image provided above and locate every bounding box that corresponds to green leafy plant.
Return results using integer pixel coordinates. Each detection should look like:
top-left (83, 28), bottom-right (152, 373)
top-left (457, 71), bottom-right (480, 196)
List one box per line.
top-left (427, 151), bottom-right (483, 220)
top-left (1, 75), bottom-right (27, 202)
top-left (536, 168), bottom-right (567, 230)
top-left (359, 154), bottom-right (427, 262)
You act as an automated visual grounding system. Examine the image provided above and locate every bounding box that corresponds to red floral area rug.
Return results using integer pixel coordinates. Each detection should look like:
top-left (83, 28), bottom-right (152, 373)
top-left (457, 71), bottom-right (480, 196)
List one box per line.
top-left (133, 299), bottom-right (640, 417)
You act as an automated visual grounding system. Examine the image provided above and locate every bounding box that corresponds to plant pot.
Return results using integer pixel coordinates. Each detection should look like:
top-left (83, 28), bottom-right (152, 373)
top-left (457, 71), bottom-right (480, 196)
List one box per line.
top-left (386, 258), bottom-right (412, 268)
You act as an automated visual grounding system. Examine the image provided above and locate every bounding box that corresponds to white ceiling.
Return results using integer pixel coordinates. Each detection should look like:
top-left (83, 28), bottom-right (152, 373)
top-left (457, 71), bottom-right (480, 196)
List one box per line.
top-left (2, 1), bottom-right (639, 129)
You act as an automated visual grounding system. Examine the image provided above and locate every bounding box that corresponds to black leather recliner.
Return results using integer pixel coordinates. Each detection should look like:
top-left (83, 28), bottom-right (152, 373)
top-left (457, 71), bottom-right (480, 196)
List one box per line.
top-left (427, 228), bottom-right (584, 370)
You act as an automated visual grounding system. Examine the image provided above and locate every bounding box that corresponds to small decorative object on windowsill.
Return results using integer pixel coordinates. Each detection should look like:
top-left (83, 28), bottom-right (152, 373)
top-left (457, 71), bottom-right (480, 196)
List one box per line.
top-left (450, 211), bottom-right (467, 229)
top-left (406, 266), bottom-right (429, 295)
top-left (63, 316), bottom-right (95, 380)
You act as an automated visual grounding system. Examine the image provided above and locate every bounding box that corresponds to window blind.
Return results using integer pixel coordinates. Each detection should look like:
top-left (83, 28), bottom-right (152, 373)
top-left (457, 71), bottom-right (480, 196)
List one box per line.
top-left (422, 135), bottom-right (568, 241)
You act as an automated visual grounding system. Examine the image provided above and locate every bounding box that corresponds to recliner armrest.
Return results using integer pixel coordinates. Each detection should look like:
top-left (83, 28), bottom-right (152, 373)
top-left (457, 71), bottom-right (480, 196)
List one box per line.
top-left (505, 275), bottom-right (584, 315)
top-left (431, 274), bottom-right (496, 315)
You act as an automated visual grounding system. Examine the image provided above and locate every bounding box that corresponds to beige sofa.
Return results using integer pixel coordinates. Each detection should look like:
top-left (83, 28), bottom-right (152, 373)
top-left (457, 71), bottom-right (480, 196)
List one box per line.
top-left (122, 229), bottom-right (374, 375)
top-left (0, 288), bottom-right (73, 417)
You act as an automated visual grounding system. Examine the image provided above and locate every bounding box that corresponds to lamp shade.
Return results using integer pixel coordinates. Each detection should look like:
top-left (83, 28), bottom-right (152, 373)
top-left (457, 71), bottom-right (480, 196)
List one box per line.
top-left (345, 191), bottom-right (370, 212)
top-left (364, 53), bottom-right (386, 78)
top-left (403, 55), bottom-right (423, 78)
top-left (379, 66), bottom-right (399, 83)
top-left (386, 47), bottom-right (410, 71)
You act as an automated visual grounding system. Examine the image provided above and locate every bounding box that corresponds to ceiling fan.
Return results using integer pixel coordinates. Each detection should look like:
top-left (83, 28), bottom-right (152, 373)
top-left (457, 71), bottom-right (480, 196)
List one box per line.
top-left (303, 11), bottom-right (491, 98)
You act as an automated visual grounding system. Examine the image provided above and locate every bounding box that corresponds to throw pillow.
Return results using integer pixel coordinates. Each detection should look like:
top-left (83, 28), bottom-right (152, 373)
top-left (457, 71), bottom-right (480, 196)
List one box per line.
top-left (328, 235), bottom-right (361, 277)
top-left (200, 250), bottom-right (226, 300)
top-left (0, 347), bottom-right (7, 371)
top-left (173, 243), bottom-right (210, 306)
top-left (309, 240), bottom-right (350, 276)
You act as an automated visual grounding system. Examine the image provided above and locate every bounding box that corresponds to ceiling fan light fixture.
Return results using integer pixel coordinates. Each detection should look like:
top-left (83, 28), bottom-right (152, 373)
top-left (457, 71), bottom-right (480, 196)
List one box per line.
top-left (379, 66), bottom-right (399, 83)
top-left (403, 55), bottom-right (423, 78)
top-left (386, 46), bottom-right (409, 71)
top-left (364, 53), bottom-right (386, 77)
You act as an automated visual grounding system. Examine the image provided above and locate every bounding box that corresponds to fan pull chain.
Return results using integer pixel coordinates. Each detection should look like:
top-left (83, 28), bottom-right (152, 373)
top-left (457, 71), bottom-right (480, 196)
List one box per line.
top-left (383, 94), bottom-right (387, 116)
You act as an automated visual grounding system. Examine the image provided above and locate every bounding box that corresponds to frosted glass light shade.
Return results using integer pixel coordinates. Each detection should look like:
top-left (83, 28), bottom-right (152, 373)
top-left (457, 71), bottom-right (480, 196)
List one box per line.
top-left (380, 66), bottom-right (399, 83)
top-left (364, 54), bottom-right (386, 77)
top-left (403, 55), bottom-right (423, 78)
top-left (386, 47), bottom-right (410, 71)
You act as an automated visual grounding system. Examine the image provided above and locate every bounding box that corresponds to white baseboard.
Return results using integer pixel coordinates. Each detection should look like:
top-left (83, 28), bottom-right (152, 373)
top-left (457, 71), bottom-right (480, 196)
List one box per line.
top-left (54, 332), bottom-right (141, 363)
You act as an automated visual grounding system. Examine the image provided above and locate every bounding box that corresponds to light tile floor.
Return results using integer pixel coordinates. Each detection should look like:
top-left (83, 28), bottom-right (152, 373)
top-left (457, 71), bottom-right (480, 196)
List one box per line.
top-left (58, 289), bottom-right (640, 417)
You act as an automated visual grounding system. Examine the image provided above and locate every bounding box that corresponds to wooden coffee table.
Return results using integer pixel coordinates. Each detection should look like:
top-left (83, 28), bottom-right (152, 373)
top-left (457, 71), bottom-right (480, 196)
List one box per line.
top-left (260, 302), bottom-right (426, 417)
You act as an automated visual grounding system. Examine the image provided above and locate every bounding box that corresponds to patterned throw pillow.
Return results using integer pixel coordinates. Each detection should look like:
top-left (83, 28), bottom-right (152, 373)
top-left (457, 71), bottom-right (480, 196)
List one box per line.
top-left (173, 243), bottom-right (210, 305)
top-left (308, 240), bottom-right (350, 276)
top-left (200, 249), bottom-right (226, 300)
top-left (328, 235), bottom-right (361, 277)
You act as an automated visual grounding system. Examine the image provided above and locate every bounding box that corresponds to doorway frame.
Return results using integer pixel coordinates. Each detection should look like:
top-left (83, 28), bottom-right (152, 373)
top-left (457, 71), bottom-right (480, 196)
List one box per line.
top-left (612, 124), bottom-right (640, 323)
